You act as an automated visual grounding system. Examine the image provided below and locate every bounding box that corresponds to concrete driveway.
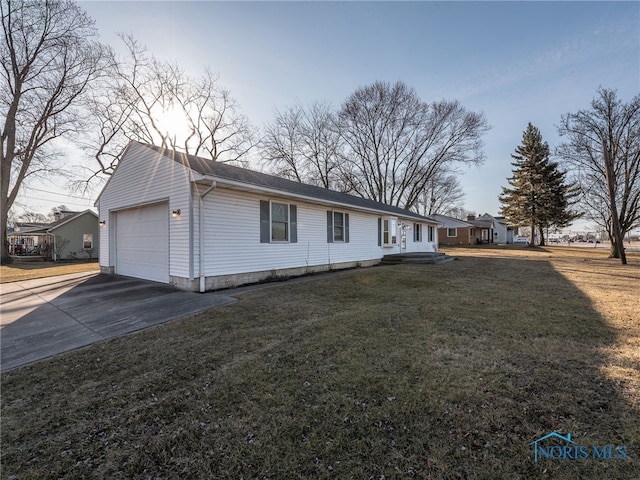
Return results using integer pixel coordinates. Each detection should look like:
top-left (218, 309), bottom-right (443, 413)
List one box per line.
top-left (1, 272), bottom-right (237, 371)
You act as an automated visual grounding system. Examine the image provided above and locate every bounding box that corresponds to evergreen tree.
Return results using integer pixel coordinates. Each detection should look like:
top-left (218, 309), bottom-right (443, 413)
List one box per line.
top-left (500, 123), bottom-right (579, 245)
top-left (535, 161), bottom-right (581, 244)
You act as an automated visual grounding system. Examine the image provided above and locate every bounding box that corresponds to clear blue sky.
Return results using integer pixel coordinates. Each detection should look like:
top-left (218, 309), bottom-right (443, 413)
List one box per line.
top-left (18, 1), bottom-right (640, 225)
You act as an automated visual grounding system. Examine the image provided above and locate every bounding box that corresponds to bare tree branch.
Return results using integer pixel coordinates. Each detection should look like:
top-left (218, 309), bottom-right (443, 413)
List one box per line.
top-left (557, 88), bottom-right (640, 263)
top-left (1, 0), bottom-right (108, 263)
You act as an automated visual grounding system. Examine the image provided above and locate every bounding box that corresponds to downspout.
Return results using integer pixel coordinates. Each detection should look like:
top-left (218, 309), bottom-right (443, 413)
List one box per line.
top-left (198, 177), bottom-right (217, 293)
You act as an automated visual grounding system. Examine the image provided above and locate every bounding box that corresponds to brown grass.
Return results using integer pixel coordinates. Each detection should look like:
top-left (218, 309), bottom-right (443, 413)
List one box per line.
top-left (0, 261), bottom-right (99, 283)
top-left (1, 247), bottom-right (638, 478)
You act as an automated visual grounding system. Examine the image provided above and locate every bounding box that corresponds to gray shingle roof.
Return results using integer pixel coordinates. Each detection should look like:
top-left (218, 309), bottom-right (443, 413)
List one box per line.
top-left (142, 143), bottom-right (436, 223)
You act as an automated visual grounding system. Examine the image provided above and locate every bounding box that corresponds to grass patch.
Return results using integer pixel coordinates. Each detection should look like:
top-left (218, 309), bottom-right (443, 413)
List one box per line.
top-left (2, 248), bottom-right (639, 478)
top-left (0, 261), bottom-right (99, 283)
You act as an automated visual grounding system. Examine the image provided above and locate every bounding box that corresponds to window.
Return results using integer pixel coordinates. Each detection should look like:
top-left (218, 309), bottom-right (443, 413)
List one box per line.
top-left (271, 202), bottom-right (288, 241)
top-left (83, 234), bottom-right (93, 249)
top-left (334, 212), bottom-right (344, 241)
top-left (428, 225), bottom-right (434, 242)
top-left (260, 200), bottom-right (297, 243)
top-left (447, 228), bottom-right (457, 237)
top-left (327, 211), bottom-right (349, 243)
top-left (382, 217), bottom-right (397, 245)
top-left (413, 223), bottom-right (422, 242)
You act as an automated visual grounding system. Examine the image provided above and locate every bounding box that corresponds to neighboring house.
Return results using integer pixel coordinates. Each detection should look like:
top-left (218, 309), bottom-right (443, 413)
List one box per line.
top-left (478, 213), bottom-right (515, 244)
top-left (467, 215), bottom-right (495, 244)
top-left (8, 210), bottom-right (99, 260)
top-left (96, 142), bottom-right (440, 291)
top-left (432, 214), bottom-right (495, 245)
top-left (432, 215), bottom-right (475, 245)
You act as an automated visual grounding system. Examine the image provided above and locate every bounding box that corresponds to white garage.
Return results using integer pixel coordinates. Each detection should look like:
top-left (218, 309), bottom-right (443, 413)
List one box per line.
top-left (115, 203), bottom-right (169, 283)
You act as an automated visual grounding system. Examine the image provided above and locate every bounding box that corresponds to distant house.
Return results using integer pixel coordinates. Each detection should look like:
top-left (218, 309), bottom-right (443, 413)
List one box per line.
top-left (96, 142), bottom-right (440, 291)
top-left (432, 215), bottom-right (475, 245)
top-left (431, 214), bottom-right (495, 245)
top-left (8, 210), bottom-right (99, 260)
top-left (478, 213), bottom-right (515, 244)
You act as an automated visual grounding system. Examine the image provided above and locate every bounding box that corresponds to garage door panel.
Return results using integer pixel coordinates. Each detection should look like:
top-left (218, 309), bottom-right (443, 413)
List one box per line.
top-left (116, 204), bottom-right (169, 283)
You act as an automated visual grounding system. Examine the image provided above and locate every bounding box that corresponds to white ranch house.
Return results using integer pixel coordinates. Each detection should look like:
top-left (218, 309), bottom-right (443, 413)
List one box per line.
top-left (96, 142), bottom-right (439, 291)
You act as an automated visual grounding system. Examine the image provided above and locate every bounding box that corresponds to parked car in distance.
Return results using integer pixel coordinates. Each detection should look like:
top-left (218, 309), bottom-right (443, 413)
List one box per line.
top-left (513, 237), bottom-right (529, 244)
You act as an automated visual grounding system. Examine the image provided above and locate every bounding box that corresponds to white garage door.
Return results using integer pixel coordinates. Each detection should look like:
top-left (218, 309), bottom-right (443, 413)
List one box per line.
top-left (116, 203), bottom-right (169, 283)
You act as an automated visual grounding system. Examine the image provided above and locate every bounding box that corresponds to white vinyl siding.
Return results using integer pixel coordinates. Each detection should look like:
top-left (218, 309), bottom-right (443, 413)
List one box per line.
top-left (200, 189), bottom-right (382, 276)
top-left (404, 221), bottom-right (437, 253)
top-left (97, 143), bottom-right (192, 279)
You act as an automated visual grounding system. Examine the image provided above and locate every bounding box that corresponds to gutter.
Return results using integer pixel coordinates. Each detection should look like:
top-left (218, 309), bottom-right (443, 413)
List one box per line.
top-left (197, 176), bottom-right (217, 293)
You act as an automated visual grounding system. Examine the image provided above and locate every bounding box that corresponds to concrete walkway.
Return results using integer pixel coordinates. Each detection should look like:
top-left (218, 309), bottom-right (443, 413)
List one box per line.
top-left (0, 272), bottom-right (237, 371)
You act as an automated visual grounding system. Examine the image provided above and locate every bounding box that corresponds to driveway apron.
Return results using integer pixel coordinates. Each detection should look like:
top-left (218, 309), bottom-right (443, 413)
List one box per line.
top-left (1, 272), bottom-right (236, 371)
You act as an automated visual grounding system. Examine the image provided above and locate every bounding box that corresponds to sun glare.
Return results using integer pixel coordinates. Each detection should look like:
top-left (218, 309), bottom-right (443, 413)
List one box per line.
top-left (154, 106), bottom-right (191, 141)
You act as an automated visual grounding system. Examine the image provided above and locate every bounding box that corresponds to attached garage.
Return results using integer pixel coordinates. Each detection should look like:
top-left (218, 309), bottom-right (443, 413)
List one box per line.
top-left (115, 203), bottom-right (169, 283)
top-left (96, 142), bottom-right (440, 292)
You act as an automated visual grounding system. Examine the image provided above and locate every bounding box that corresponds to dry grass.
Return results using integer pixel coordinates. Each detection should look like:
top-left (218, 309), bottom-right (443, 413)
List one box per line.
top-left (1, 247), bottom-right (639, 478)
top-left (0, 261), bottom-right (99, 283)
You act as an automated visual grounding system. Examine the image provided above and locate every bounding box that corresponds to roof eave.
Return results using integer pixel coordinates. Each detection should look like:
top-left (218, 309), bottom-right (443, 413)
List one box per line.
top-left (193, 176), bottom-right (437, 224)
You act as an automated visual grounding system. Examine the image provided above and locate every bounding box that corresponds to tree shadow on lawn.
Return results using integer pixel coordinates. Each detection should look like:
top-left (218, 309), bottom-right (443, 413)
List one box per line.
top-left (0, 255), bottom-right (638, 479)
top-left (419, 256), bottom-right (638, 479)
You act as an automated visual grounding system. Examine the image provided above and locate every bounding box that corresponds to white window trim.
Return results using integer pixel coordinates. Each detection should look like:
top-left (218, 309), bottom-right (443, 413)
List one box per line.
top-left (82, 233), bottom-right (93, 250)
top-left (447, 227), bottom-right (457, 237)
top-left (382, 217), bottom-right (398, 246)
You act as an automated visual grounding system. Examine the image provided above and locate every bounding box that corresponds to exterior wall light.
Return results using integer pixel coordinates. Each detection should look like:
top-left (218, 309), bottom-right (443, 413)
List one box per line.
top-left (99, 220), bottom-right (106, 226)
top-left (172, 209), bottom-right (181, 218)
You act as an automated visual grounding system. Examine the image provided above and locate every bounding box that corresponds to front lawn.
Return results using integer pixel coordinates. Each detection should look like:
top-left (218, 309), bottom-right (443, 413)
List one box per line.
top-left (0, 260), bottom-right (99, 283)
top-left (1, 248), bottom-right (638, 478)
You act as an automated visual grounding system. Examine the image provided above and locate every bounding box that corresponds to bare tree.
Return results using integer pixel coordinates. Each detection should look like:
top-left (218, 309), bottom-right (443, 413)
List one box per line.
top-left (53, 236), bottom-right (69, 261)
top-left (448, 207), bottom-right (477, 221)
top-left (48, 204), bottom-right (70, 220)
top-left (338, 81), bottom-right (490, 210)
top-left (1, 0), bottom-right (107, 263)
top-left (16, 211), bottom-right (48, 224)
top-left (416, 169), bottom-right (466, 216)
top-left (261, 101), bottom-right (344, 190)
top-left (78, 35), bottom-right (257, 188)
top-left (558, 88), bottom-right (640, 264)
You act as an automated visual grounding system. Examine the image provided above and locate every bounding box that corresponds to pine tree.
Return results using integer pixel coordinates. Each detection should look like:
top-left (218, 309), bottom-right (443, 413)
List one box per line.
top-left (500, 123), bottom-right (580, 245)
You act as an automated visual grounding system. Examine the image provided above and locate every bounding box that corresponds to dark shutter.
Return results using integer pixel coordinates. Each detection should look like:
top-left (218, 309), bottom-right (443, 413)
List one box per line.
top-left (260, 200), bottom-right (270, 243)
top-left (377, 218), bottom-right (382, 246)
top-left (290, 204), bottom-right (297, 243)
top-left (344, 213), bottom-right (350, 243)
top-left (326, 211), bottom-right (333, 243)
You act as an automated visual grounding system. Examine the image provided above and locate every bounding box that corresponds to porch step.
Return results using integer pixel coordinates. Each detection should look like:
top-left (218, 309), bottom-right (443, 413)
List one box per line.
top-left (380, 252), bottom-right (455, 265)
